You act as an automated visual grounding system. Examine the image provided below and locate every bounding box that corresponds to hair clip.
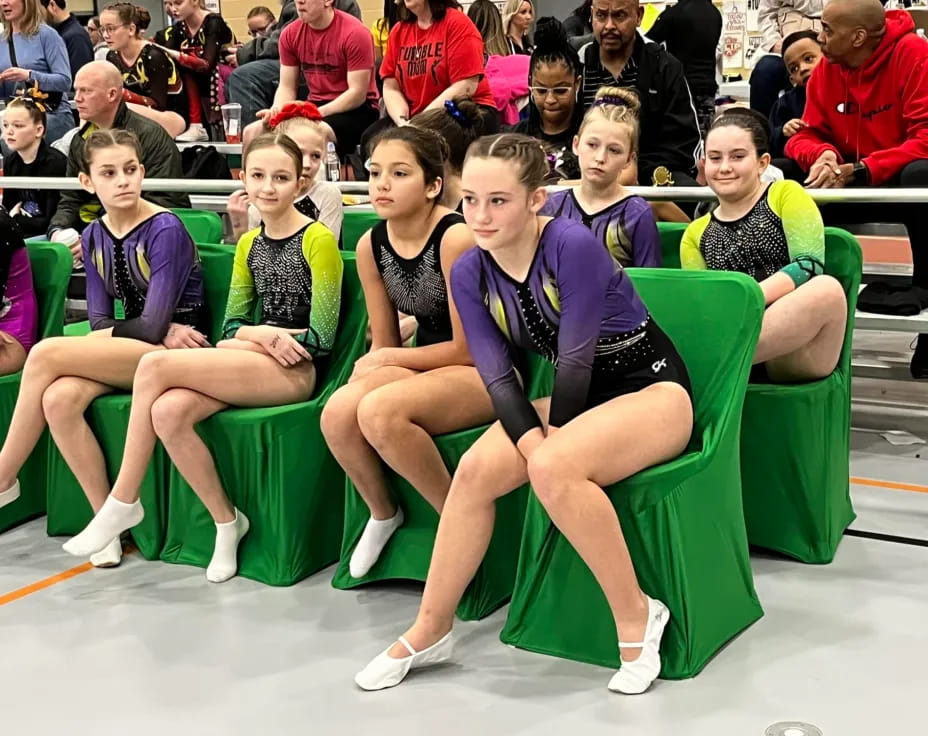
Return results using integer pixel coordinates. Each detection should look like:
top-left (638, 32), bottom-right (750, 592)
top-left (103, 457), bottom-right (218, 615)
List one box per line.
top-left (268, 101), bottom-right (323, 129)
top-left (444, 99), bottom-right (472, 127)
top-left (13, 85), bottom-right (47, 113)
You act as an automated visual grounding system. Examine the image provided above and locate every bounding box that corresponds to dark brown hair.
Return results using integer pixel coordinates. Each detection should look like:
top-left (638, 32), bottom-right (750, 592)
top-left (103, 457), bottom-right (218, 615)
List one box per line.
top-left (79, 129), bottom-right (144, 174)
top-left (709, 108), bottom-right (771, 156)
top-left (411, 97), bottom-right (488, 174)
top-left (369, 125), bottom-right (450, 201)
top-left (243, 132), bottom-right (305, 177)
top-left (464, 133), bottom-right (548, 191)
top-left (398, 0), bottom-right (461, 23)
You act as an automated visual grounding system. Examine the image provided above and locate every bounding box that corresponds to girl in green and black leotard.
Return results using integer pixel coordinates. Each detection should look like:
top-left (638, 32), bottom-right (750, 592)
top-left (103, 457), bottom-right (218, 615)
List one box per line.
top-left (62, 132), bottom-right (343, 584)
top-left (682, 110), bottom-right (847, 383)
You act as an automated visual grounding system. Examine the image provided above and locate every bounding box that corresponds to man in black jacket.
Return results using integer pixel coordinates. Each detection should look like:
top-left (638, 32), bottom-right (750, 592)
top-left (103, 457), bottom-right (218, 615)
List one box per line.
top-left (226, 0), bottom-right (362, 126)
top-left (48, 62), bottom-right (189, 258)
top-left (579, 0), bottom-right (702, 187)
top-left (41, 0), bottom-right (93, 83)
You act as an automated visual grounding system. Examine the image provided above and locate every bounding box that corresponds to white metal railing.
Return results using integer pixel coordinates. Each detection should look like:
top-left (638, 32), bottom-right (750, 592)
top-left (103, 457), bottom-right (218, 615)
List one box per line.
top-left (4, 177), bottom-right (928, 203)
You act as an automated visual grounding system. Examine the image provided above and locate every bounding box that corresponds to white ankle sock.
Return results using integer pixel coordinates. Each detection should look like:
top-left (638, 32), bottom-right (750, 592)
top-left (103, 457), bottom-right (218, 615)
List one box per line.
top-left (349, 507), bottom-right (404, 578)
top-left (206, 509), bottom-right (250, 583)
top-left (89, 537), bottom-right (123, 568)
top-left (62, 496), bottom-right (144, 557)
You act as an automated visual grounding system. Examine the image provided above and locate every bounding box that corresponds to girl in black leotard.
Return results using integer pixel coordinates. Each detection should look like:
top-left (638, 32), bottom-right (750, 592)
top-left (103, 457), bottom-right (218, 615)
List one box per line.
top-left (101, 3), bottom-right (186, 138)
top-left (157, 0), bottom-right (234, 141)
top-left (320, 126), bottom-right (493, 580)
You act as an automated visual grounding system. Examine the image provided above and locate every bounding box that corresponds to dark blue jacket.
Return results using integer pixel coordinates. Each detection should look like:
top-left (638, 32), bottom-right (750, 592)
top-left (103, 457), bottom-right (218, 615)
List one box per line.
top-left (770, 85), bottom-right (806, 158)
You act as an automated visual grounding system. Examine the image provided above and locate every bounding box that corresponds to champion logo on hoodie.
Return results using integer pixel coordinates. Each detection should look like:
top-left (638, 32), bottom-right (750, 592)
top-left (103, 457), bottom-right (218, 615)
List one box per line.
top-left (785, 10), bottom-right (928, 186)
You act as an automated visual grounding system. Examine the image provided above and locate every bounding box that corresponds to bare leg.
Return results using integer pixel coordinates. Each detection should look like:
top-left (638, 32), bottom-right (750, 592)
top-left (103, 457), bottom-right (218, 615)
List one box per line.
top-left (526, 383), bottom-right (693, 661)
top-left (126, 103), bottom-right (186, 138)
top-left (392, 398), bottom-right (551, 655)
top-left (320, 366), bottom-right (417, 520)
top-left (754, 276), bottom-right (848, 381)
top-left (356, 366), bottom-right (494, 513)
top-left (43, 377), bottom-right (114, 512)
top-left (0, 336), bottom-right (162, 491)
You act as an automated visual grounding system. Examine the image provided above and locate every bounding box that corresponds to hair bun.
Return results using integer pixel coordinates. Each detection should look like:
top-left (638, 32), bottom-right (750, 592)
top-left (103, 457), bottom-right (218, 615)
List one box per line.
top-left (533, 16), bottom-right (568, 52)
top-left (592, 86), bottom-right (641, 115)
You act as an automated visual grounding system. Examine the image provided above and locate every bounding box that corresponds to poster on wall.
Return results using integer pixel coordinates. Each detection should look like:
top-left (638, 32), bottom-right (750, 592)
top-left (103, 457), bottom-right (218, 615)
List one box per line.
top-left (746, 0), bottom-right (760, 32)
top-left (722, 0), bottom-right (747, 74)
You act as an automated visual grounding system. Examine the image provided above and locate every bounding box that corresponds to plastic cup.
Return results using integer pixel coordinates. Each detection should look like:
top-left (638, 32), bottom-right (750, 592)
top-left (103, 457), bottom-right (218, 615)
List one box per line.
top-left (221, 102), bottom-right (242, 144)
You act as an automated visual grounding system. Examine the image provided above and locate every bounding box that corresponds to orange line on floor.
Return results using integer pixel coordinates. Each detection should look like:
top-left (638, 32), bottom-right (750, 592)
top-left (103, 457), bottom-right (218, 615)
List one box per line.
top-left (0, 561), bottom-right (94, 607)
top-left (851, 476), bottom-right (928, 494)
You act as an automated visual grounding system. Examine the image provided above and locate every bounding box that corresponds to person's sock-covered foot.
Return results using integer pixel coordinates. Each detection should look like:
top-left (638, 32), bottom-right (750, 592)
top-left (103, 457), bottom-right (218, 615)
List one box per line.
top-left (89, 537), bottom-right (123, 568)
top-left (349, 508), bottom-right (404, 578)
top-left (63, 496), bottom-right (144, 557)
top-left (206, 509), bottom-right (250, 583)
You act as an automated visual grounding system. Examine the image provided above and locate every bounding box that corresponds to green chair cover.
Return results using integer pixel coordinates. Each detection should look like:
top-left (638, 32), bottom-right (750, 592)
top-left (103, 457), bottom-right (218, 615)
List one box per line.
top-left (331, 354), bottom-right (553, 621)
top-left (342, 209), bottom-right (381, 252)
top-left (44, 247), bottom-right (236, 559)
top-left (500, 269), bottom-right (766, 679)
top-left (171, 209), bottom-right (224, 245)
top-left (657, 221), bottom-right (687, 268)
top-left (739, 228), bottom-right (862, 563)
top-left (159, 253), bottom-right (369, 585)
top-left (0, 242), bottom-right (72, 533)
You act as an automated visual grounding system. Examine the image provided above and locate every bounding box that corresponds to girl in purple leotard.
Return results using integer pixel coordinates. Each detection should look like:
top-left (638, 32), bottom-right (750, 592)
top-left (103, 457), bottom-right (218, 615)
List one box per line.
top-left (0, 129), bottom-right (207, 569)
top-left (356, 133), bottom-right (694, 696)
top-left (0, 211), bottom-right (38, 375)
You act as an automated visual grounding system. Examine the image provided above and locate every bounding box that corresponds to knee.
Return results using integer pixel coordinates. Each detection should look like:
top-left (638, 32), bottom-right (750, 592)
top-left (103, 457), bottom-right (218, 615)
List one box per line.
top-left (320, 385), bottom-right (361, 444)
top-left (134, 350), bottom-right (170, 386)
top-left (527, 444), bottom-right (576, 510)
top-left (356, 391), bottom-right (407, 450)
top-left (899, 160), bottom-right (928, 185)
top-left (41, 380), bottom-right (88, 426)
top-left (24, 337), bottom-right (67, 373)
top-left (750, 55), bottom-right (787, 85)
top-left (150, 392), bottom-right (199, 441)
top-left (811, 274), bottom-right (848, 309)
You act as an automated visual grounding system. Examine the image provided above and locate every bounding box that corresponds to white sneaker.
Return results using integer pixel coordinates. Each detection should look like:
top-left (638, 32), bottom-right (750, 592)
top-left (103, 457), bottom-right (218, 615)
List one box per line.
top-left (607, 596), bottom-right (671, 695)
top-left (0, 479), bottom-right (20, 509)
top-left (176, 123), bottom-right (208, 142)
top-left (355, 631), bottom-right (454, 691)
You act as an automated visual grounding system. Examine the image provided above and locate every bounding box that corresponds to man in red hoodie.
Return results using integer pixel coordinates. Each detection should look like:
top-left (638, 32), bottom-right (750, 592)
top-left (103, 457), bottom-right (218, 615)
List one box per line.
top-left (785, 0), bottom-right (928, 377)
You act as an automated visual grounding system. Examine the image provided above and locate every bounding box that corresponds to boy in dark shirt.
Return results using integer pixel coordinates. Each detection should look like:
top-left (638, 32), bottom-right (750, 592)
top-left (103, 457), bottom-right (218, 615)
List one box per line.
top-left (646, 0), bottom-right (722, 135)
top-left (769, 30), bottom-right (823, 157)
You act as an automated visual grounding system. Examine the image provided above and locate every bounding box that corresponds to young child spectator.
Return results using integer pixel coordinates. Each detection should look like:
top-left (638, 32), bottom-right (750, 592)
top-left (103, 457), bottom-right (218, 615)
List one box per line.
top-left (1, 96), bottom-right (68, 238)
top-left (768, 30), bottom-right (822, 157)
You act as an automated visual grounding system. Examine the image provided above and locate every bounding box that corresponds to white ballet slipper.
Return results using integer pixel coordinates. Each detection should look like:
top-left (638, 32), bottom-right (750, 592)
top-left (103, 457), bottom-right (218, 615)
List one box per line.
top-left (0, 479), bottom-right (20, 509)
top-left (607, 596), bottom-right (671, 695)
top-left (355, 631), bottom-right (454, 691)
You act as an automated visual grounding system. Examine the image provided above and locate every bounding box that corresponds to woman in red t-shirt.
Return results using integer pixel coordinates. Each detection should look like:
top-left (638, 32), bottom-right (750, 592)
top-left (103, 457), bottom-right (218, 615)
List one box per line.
top-left (360, 0), bottom-right (500, 156)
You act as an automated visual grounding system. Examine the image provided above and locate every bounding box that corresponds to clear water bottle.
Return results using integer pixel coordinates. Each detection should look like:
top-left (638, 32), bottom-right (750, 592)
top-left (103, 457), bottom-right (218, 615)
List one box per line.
top-left (326, 141), bottom-right (340, 182)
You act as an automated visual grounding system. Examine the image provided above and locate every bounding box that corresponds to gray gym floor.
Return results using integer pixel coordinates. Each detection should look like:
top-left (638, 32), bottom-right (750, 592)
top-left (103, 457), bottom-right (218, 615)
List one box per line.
top-left (0, 427), bottom-right (925, 736)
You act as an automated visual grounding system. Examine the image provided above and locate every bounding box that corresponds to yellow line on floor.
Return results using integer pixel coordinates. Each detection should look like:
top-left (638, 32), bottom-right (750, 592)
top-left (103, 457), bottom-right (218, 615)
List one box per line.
top-left (851, 476), bottom-right (928, 494)
top-left (0, 561), bottom-right (94, 607)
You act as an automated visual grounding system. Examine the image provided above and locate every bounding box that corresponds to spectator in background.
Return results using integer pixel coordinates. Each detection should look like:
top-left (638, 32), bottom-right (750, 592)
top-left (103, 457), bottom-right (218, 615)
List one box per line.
top-left (363, 0), bottom-right (500, 155)
top-left (48, 61), bottom-right (189, 252)
top-left (372, 0), bottom-right (401, 66)
top-left (40, 0), bottom-right (94, 82)
top-left (511, 17), bottom-right (583, 181)
top-left (258, 0), bottom-right (378, 156)
top-left (0, 0), bottom-right (74, 144)
top-left (502, 0), bottom-right (534, 55)
top-left (646, 0), bottom-right (722, 136)
top-left (563, 0), bottom-right (593, 38)
top-left (768, 30), bottom-right (821, 157)
top-left (103, 3), bottom-right (187, 139)
top-left (247, 6), bottom-right (276, 37)
top-left (85, 16), bottom-right (110, 60)
top-left (579, 0), bottom-right (701, 189)
top-left (226, 0), bottom-right (361, 127)
top-left (751, 0), bottom-right (823, 118)
top-left (784, 0), bottom-right (928, 377)
top-left (157, 0), bottom-right (234, 142)
top-left (467, 0), bottom-right (509, 58)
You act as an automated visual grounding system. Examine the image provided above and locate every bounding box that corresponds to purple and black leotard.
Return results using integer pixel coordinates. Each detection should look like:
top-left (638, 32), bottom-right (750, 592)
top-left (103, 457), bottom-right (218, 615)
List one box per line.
top-left (0, 212), bottom-right (38, 353)
top-left (450, 217), bottom-right (690, 444)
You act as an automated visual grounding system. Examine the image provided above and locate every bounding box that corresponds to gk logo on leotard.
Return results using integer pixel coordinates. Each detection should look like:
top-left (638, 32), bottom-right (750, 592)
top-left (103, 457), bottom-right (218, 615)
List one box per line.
top-left (651, 358), bottom-right (667, 374)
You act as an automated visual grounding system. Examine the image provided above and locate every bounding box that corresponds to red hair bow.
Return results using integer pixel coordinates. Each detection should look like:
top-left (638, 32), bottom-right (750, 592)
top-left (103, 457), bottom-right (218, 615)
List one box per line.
top-left (268, 101), bottom-right (324, 129)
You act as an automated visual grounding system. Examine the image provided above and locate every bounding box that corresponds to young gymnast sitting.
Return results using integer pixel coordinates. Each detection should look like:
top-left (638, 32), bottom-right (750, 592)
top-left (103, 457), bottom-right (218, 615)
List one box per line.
top-left (355, 133), bottom-right (694, 695)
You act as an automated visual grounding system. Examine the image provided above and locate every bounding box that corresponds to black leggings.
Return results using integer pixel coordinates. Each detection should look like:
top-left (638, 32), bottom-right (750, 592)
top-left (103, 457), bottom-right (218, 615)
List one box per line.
top-left (317, 100), bottom-right (380, 157)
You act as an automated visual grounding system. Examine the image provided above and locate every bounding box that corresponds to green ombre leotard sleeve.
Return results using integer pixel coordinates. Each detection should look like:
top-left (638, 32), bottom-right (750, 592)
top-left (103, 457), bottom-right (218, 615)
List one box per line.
top-left (297, 222), bottom-right (343, 358)
top-left (680, 215), bottom-right (710, 271)
top-left (220, 229), bottom-right (259, 341)
top-left (768, 180), bottom-right (825, 286)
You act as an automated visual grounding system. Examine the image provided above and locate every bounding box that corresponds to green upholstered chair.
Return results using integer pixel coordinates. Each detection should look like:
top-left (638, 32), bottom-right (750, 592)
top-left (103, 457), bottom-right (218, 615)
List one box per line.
top-left (739, 228), bottom-right (862, 563)
top-left (0, 242), bottom-right (72, 533)
top-left (171, 209), bottom-right (224, 245)
top-left (500, 268), bottom-right (766, 680)
top-left (158, 253), bottom-right (369, 585)
top-left (44, 246), bottom-right (235, 559)
top-left (342, 209), bottom-right (381, 252)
